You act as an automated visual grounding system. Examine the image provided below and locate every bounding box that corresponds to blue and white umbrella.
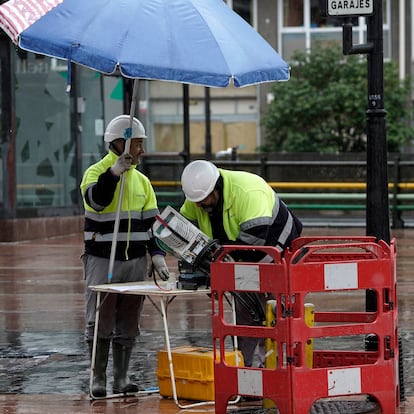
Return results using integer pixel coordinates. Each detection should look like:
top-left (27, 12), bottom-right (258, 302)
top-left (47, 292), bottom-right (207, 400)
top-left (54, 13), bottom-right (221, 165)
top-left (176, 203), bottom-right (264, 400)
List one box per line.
top-left (0, 0), bottom-right (290, 88)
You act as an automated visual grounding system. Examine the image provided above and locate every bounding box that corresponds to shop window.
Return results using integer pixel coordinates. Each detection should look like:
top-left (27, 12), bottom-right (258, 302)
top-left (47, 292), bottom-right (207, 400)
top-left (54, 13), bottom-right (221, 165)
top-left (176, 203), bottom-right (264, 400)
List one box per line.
top-left (283, 0), bottom-right (303, 27)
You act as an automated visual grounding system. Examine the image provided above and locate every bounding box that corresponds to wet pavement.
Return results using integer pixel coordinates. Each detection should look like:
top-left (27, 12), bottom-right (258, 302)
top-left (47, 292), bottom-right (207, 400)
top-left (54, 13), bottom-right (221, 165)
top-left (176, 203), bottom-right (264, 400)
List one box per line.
top-left (0, 226), bottom-right (413, 413)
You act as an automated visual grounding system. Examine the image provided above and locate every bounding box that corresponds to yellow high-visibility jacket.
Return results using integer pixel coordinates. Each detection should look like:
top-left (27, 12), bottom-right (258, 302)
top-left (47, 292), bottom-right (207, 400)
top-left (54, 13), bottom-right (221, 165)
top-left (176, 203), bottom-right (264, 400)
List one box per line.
top-left (80, 151), bottom-right (161, 260)
top-left (180, 168), bottom-right (302, 252)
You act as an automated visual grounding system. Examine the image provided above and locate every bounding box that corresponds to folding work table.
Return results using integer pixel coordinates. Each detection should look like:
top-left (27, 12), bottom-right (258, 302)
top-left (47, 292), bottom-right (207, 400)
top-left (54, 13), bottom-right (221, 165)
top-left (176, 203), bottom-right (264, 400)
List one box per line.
top-left (89, 281), bottom-right (211, 408)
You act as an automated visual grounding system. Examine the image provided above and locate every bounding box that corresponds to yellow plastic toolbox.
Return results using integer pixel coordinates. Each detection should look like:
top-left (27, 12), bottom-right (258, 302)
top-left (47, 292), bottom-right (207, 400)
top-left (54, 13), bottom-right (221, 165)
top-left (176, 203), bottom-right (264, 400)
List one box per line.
top-left (157, 345), bottom-right (244, 401)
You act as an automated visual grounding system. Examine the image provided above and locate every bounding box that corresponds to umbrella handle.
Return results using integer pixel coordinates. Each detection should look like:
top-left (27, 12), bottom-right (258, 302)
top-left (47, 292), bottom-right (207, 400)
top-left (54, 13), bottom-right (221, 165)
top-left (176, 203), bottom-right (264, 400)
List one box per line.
top-left (107, 80), bottom-right (140, 282)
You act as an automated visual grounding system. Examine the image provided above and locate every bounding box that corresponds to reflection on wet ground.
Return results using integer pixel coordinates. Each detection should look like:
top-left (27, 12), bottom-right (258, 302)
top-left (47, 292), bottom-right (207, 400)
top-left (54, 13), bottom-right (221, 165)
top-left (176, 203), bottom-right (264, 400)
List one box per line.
top-left (0, 227), bottom-right (413, 413)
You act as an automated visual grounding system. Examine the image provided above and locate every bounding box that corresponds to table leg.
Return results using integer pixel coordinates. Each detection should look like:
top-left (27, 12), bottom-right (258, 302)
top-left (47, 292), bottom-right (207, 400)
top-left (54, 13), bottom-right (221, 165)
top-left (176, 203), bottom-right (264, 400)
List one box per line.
top-left (159, 297), bottom-right (179, 405)
top-left (159, 296), bottom-right (216, 410)
top-left (89, 291), bottom-right (101, 399)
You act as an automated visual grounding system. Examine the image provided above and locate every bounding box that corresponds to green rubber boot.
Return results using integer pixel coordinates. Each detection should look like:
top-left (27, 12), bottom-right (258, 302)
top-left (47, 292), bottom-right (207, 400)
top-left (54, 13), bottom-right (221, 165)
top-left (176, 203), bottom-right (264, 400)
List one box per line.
top-left (89, 338), bottom-right (110, 398)
top-left (112, 342), bottom-right (139, 394)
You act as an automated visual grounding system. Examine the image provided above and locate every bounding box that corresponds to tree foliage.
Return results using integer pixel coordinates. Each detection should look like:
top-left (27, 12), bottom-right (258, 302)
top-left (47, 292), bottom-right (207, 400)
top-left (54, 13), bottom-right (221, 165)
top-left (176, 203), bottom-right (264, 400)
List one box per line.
top-left (262, 45), bottom-right (413, 153)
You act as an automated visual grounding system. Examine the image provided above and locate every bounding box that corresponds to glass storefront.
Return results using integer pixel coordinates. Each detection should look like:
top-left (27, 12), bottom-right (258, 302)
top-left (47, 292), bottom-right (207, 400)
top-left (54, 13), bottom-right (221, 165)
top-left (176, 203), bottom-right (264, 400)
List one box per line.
top-left (14, 54), bottom-right (103, 210)
top-left (15, 55), bottom-right (71, 208)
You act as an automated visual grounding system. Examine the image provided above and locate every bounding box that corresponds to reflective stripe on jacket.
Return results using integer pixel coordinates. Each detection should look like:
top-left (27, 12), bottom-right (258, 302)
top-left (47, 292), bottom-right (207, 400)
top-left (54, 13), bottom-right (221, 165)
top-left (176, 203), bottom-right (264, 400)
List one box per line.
top-left (180, 169), bottom-right (302, 252)
top-left (80, 151), bottom-right (160, 260)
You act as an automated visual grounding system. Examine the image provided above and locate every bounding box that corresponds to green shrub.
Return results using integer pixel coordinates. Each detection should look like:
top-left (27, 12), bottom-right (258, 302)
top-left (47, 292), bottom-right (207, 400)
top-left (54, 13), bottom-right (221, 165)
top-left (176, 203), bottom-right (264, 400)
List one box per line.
top-left (262, 45), bottom-right (413, 153)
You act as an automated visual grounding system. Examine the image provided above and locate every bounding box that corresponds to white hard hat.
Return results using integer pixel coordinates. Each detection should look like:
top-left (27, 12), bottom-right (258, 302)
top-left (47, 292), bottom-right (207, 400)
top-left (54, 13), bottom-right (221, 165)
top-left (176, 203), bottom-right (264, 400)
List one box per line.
top-left (181, 160), bottom-right (220, 202)
top-left (104, 115), bottom-right (147, 142)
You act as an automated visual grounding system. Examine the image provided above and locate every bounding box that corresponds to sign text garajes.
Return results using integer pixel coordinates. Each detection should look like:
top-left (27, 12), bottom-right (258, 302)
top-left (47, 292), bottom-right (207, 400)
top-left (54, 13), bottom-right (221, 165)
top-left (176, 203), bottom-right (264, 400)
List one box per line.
top-left (328, 0), bottom-right (373, 16)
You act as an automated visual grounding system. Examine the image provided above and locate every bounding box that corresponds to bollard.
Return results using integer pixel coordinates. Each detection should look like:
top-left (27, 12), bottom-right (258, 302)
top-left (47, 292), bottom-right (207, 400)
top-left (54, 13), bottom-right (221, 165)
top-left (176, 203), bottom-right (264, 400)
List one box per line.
top-left (263, 299), bottom-right (277, 409)
top-left (304, 303), bottom-right (315, 368)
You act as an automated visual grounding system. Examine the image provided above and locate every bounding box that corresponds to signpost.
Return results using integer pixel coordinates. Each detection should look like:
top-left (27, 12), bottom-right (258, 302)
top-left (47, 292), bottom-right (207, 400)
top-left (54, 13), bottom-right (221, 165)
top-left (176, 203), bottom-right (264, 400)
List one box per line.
top-left (319, 4), bottom-right (403, 398)
top-left (320, 0), bottom-right (390, 244)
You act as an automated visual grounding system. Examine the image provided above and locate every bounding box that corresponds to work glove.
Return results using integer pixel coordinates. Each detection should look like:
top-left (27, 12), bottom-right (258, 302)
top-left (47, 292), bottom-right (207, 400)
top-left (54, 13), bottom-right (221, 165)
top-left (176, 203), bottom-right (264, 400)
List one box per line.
top-left (111, 153), bottom-right (132, 176)
top-left (152, 254), bottom-right (170, 281)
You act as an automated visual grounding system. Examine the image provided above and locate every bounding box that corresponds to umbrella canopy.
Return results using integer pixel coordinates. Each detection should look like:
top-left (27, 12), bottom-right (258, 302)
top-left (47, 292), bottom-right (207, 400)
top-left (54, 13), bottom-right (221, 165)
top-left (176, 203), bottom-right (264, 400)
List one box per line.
top-left (0, 0), bottom-right (290, 87)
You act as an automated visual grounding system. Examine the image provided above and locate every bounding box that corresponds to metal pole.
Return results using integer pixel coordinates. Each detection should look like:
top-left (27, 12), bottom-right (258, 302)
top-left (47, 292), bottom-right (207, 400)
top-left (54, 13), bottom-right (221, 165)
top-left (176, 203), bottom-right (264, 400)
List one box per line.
top-left (365, 0), bottom-right (390, 244)
top-left (181, 84), bottom-right (190, 165)
top-left (204, 87), bottom-right (212, 160)
top-left (107, 79), bottom-right (139, 282)
top-left (123, 78), bottom-right (134, 114)
top-left (364, 2), bottom-right (392, 351)
top-left (338, 0), bottom-right (391, 337)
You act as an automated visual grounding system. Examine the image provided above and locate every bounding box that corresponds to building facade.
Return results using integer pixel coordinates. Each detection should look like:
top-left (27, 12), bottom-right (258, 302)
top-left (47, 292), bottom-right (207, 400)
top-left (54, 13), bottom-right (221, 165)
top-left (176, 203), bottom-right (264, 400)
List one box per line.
top-left (0, 0), bottom-right (412, 240)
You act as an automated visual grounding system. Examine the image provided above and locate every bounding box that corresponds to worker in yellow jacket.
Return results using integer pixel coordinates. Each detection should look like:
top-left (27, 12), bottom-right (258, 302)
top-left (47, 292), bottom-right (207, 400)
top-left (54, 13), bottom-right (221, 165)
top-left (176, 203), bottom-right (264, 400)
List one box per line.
top-left (80, 115), bottom-right (169, 398)
top-left (180, 160), bottom-right (302, 367)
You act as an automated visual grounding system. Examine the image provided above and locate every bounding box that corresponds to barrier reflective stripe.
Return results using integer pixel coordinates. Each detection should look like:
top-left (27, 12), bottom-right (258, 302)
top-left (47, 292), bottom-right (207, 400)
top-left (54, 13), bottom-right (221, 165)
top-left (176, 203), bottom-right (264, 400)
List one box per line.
top-left (324, 262), bottom-right (358, 290)
top-left (328, 367), bottom-right (361, 396)
top-left (234, 264), bottom-right (260, 291)
top-left (237, 369), bottom-right (263, 396)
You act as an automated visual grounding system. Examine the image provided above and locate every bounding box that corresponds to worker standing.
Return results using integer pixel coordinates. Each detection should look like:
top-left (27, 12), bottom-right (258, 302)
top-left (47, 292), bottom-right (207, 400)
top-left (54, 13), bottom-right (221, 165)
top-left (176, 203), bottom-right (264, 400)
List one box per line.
top-left (180, 160), bottom-right (302, 367)
top-left (80, 115), bottom-right (170, 397)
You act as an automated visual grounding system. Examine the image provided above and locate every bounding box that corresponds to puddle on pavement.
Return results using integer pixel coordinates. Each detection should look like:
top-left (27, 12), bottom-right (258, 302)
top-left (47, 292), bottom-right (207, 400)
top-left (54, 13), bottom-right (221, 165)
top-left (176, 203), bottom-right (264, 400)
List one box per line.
top-left (0, 329), bottom-right (212, 394)
top-left (1, 328), bottom-right (413, 397)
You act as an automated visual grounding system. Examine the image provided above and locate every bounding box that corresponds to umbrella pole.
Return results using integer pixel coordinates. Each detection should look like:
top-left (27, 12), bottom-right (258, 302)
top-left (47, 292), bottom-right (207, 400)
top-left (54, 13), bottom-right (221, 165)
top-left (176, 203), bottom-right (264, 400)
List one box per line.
top-left (107, 79), bottom-right (139, 282)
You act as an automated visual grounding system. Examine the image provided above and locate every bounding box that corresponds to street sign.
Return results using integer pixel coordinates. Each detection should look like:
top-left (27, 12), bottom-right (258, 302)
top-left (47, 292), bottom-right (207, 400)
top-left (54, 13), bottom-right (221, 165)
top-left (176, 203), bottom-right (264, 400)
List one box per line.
top-left (320, 0), bottom-right (373, 17)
